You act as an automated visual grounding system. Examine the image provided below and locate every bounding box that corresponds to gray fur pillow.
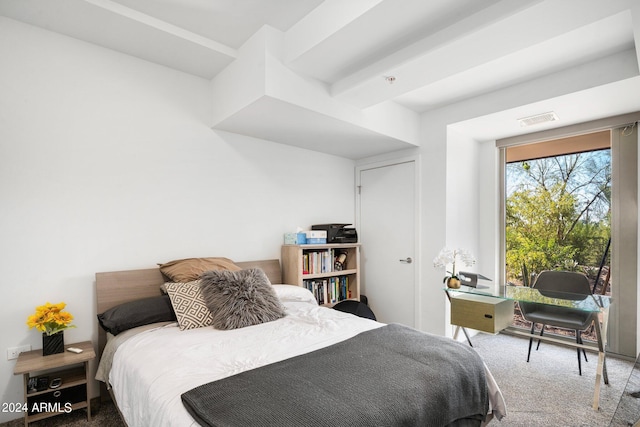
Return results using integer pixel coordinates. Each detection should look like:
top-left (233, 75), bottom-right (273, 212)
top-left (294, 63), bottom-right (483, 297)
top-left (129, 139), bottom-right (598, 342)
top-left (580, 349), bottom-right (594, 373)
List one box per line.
top-left (199, 268), bottom-right (286, 330)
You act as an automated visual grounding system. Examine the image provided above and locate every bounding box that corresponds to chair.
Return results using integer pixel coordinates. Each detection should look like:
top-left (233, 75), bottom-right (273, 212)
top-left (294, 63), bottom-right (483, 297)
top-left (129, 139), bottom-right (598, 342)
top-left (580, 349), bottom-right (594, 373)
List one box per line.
top-left (332, 298), bottom-right (376, 320)
top-left (519, 270), bottom-right (597, 375)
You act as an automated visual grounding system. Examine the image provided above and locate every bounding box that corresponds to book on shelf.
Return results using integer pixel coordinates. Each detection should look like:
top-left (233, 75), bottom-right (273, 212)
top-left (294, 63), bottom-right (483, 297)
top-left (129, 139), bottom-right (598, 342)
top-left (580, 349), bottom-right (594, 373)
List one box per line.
top-left (304, 276), bottom-right (350, 305)
top-left (302, 249), bottom-right (348, 275)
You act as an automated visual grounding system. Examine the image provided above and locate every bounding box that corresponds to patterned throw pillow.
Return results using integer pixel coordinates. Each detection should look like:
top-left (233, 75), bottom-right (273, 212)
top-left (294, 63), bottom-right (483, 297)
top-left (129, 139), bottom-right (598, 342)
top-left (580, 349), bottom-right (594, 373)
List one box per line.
top-left (164, 281), bottom-right (212, 330)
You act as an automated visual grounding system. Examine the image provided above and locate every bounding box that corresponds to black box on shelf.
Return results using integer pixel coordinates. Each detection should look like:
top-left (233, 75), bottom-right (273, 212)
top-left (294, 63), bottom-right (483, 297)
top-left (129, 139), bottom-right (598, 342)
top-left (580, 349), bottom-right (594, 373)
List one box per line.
top-left (27, 385), bottom-right (86, 415)
top-left (311, 224), bottom-right (358, 243)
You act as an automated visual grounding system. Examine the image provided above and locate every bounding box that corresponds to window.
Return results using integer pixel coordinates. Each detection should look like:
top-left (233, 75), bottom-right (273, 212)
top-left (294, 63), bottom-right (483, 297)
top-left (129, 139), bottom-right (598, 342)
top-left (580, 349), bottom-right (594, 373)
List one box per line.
top-left (497, 114), bottom-right (639, 357)
top-left (505, 132), bottom-right (611, 340)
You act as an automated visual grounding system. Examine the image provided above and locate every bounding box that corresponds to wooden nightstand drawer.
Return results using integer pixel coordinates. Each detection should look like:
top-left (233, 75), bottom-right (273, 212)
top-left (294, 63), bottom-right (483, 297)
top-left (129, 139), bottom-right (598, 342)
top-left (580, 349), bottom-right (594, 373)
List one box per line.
top-left (451, 294), bottom-right (514, 333)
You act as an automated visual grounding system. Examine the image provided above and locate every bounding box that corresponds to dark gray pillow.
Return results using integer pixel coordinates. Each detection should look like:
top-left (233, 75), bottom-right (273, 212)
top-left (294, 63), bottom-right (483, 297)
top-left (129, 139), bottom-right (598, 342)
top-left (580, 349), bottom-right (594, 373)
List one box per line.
top-left (97, 295), bottom-right (176, 335)
top-left (199, 268), bottom-right (286, 330)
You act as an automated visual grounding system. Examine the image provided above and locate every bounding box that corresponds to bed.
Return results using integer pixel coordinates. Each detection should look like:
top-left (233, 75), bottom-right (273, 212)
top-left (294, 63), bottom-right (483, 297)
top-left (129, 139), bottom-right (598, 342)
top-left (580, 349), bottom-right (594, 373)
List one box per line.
top-left (95, 258), bottom-right (506, 427)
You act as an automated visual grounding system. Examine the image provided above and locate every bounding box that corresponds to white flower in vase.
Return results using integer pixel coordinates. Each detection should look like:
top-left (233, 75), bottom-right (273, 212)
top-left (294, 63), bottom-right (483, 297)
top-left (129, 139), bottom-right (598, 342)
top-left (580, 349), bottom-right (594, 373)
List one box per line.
top-left (433, 247), bottom-right (476, 288)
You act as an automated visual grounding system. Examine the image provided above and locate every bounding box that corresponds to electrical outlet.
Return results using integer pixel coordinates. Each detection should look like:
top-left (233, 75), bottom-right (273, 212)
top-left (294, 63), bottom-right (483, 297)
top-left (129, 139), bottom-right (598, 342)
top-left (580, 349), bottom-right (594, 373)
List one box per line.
top-left (7, 345), bottom-right (31, 360)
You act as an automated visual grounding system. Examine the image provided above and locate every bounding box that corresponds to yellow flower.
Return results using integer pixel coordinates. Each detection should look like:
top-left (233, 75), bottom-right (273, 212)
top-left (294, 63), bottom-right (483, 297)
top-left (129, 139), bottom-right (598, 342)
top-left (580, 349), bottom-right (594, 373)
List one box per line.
top-left (57, 311), bottom-right (74, 323)
top-left (26, 302), bottom-right (76, 336)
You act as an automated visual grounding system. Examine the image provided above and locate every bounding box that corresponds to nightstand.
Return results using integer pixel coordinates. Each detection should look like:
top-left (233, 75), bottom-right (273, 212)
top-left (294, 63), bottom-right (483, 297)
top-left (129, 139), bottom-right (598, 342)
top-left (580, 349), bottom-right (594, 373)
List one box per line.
top-left (13, 341), bottom-right (95, 427)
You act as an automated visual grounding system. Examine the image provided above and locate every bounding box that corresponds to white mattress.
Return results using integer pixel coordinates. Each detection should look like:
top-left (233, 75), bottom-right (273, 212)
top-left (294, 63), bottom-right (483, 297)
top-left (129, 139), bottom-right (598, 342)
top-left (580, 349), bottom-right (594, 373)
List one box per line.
top-left (99, 285), bottom-right (505, 426)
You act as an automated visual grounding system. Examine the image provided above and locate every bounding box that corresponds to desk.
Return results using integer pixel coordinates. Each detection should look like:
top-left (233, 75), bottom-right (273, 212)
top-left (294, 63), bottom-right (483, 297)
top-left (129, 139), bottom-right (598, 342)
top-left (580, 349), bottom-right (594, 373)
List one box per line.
top-left (446, 285), bottom-right (611, 410)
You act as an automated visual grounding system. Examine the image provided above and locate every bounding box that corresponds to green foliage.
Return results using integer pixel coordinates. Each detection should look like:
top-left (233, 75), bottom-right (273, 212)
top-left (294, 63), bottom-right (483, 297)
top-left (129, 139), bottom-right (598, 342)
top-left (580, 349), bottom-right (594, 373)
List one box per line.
top-left (506, 151), bottom-right (610, 283)
top-left (565, 220), bottom-right (610, 267)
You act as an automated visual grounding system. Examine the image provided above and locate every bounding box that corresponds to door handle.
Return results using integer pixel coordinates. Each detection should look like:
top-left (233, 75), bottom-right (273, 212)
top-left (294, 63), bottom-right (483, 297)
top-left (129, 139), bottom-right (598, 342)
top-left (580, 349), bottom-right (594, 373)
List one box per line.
top-left (399, 257), bottom-right (413, 264)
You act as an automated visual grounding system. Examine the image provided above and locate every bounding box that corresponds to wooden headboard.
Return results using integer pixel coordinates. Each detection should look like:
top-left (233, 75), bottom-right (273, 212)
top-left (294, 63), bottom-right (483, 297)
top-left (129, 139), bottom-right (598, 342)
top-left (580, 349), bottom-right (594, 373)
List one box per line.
top-left (95, 259), bottom-right (282, 361)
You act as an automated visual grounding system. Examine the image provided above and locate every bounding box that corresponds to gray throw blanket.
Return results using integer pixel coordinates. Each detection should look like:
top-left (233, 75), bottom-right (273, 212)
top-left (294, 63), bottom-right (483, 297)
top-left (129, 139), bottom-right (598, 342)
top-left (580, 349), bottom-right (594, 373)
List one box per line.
top-left (182, 324), bottom-right (488, 427)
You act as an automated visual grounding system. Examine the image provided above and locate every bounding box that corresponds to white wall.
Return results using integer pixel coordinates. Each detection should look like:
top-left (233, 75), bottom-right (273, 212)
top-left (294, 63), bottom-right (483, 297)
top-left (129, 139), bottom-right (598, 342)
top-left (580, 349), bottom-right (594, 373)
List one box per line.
top-left (417, 111), bottom-right (449, 335)
top-left (415, 109), bottom-right (494, 337)
top-left (0, 17), bottom-right (355, 422)
top-left (477, 140), bottom-right (500, 286)
top-left (445, 128), bottom-right (481, 255)
top-left (443, 128), bottom-right (482, 339)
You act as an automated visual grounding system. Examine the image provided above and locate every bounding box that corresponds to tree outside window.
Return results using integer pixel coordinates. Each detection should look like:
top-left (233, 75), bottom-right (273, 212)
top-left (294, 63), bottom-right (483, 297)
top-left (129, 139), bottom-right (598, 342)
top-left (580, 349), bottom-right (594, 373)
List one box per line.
top-left (506, 149), bottom-right (611, 338)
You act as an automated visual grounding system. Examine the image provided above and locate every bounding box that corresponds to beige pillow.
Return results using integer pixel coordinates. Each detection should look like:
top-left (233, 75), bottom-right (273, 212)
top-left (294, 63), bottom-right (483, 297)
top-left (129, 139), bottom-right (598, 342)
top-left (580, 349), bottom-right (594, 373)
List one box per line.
top-left (164, 281), bottom-right (212, 330)
top-left (159, 257), bottom-right (241, 283)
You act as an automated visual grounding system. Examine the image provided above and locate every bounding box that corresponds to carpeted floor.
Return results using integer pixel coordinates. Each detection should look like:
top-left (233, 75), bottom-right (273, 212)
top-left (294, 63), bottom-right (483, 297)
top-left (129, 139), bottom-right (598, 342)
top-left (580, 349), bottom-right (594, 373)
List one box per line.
top-left (611, 353), bottom-right (640, 426)
top-left (471, 332), bottom-right (637, 426)
top-left (1, 333), bottom-right (637, 426)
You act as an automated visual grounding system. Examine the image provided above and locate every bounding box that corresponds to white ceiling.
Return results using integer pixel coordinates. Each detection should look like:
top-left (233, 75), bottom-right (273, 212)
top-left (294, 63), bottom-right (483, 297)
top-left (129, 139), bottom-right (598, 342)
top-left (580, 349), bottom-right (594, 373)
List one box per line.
top-left (1, 0), bottom-right (639, 157)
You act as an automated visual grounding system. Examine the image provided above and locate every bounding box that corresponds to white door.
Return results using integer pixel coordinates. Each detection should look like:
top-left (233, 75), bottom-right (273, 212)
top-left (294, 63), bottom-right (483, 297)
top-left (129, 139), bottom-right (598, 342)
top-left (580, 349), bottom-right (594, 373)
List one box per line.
top-left (357, 160), bottom-right (417, 327)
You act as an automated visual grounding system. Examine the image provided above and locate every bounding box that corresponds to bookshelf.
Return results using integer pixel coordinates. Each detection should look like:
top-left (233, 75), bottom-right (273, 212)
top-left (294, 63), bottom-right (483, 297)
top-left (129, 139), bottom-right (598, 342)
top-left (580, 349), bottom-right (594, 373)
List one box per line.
top-left (281, 244), bottom-right (360, 306)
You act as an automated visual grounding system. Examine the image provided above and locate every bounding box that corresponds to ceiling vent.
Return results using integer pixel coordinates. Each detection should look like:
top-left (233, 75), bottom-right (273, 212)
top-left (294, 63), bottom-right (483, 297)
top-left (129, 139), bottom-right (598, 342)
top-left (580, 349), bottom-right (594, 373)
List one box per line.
top-left (517, 111), bottom-right (559, 127)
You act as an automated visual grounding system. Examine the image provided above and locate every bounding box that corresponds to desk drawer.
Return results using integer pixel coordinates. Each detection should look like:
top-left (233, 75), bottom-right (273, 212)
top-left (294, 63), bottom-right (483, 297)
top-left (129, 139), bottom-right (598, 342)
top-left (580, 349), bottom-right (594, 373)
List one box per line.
top-left (451, 294), bottom-right (514, 333)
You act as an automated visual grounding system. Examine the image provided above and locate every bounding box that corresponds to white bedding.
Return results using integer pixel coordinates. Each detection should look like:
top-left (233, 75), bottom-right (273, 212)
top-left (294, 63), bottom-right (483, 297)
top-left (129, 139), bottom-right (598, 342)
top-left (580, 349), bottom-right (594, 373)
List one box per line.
top-left (99, 285), bottom-right (505, 426)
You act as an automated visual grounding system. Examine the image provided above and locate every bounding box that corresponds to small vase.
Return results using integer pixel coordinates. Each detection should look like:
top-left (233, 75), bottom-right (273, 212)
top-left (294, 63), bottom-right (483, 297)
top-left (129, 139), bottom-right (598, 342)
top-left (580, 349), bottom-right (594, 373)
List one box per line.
top-left (42, 332), bottom-right (64, 356)
top-left (447, 277), bottom-right (461, 289)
